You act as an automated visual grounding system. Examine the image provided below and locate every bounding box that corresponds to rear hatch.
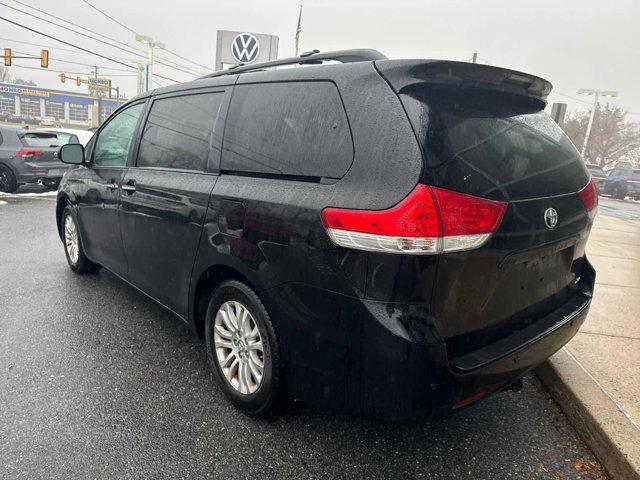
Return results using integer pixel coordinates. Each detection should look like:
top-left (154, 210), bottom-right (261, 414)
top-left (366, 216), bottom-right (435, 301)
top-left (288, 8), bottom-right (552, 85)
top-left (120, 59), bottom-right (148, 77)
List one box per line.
top-left (376, 60), bottom-right (595, 359)
top-left (18, 131), bottom-right (65, 173)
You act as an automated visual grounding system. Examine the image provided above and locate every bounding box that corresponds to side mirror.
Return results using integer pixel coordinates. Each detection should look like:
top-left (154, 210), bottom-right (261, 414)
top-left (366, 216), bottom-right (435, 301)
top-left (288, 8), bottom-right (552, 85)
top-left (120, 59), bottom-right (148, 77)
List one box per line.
top-left (59, 143), bottom-right (85, 165)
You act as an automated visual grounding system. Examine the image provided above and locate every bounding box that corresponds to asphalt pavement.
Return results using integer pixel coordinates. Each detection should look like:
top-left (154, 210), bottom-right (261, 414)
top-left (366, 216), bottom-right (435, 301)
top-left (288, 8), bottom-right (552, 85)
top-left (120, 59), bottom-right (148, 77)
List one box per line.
top-left (0, 194), bottom-right (609, 480)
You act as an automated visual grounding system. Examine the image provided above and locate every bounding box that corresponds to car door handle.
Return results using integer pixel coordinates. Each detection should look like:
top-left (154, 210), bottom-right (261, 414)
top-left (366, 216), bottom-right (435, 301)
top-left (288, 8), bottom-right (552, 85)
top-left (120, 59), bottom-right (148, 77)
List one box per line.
top-left (121, 181), bottom-right (136, 194)
top-left (106, 183), bottom-right (119, 191)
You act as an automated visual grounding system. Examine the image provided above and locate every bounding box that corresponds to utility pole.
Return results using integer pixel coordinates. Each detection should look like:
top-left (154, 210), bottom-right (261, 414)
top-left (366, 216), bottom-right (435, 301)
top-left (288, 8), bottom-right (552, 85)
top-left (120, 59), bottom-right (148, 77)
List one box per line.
top-left (136, 34), bottom-right (165, 91)
top-left (577, 88), bottom-right (619, 159)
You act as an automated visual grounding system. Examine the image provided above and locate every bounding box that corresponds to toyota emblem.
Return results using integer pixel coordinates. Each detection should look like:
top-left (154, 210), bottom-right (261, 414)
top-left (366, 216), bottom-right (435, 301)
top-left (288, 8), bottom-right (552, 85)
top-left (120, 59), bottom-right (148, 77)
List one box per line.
top-left (544, 207), bottom-right (558, 229)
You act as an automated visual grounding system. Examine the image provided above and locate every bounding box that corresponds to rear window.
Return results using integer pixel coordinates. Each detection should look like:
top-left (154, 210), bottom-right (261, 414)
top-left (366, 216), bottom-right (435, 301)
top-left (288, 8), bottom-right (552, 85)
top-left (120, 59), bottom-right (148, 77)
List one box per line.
top-left (222, 81), bottom-right (353, 179)
top-left (21, 132), bottom-right (60, 148)
top-left (400, 88), bottom-right (590, 201)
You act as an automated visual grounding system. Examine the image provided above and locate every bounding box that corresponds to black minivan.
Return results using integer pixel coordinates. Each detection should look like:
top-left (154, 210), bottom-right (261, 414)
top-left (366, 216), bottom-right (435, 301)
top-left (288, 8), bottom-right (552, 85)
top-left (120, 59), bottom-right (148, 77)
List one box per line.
top-left (56, 49), bottom-right (597, 421)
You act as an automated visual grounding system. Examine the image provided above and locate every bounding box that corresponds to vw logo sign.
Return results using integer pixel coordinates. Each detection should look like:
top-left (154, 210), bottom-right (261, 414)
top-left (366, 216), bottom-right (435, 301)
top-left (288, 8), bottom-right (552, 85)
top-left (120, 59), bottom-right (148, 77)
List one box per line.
top-left (231, 33), bottom-right (260, 64)
top-left (544, 207), bottom-right (558, 229)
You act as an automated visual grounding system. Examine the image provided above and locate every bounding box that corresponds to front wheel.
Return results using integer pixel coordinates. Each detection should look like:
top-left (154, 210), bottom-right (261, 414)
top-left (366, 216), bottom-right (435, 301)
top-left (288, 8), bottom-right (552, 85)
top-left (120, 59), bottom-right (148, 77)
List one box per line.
top-left (62, 206), bottom-right (100, 273)
top-left (205, 280), bottom-right (284, 416)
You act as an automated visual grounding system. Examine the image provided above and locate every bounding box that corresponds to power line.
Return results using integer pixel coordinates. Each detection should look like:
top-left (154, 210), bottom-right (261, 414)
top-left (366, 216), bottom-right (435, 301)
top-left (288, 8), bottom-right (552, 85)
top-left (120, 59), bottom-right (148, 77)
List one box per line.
top-left (79, 0), bottom-right (138, 35)
top-left (12, 49), bottom-right (135, 73)
top-left (76, 0), bottom-right (212, 71)
top-left (7, 63), bottom-right (134, 77)
top-left (0, 15), bottom-right (137, 69)
top-left (0, 2), bottom-right (203, 77)
top-left (8, 0), bottom-right (210, 73)
top-left (0, 14), bottom-right (179, 86)
top-left (8, 0), bottom-right (146, 55)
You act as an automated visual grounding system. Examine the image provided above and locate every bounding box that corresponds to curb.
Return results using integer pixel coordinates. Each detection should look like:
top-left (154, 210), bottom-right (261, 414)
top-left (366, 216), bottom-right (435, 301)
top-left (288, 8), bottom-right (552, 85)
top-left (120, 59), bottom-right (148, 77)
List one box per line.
top-left (536, 348), bottom-right (640, 480)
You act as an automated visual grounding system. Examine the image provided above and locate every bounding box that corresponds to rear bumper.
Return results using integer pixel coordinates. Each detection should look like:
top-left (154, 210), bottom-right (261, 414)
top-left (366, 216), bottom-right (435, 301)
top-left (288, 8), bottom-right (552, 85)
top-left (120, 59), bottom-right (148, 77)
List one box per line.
top-left (265, 261), bottom-right (594, 422)
top-left (16, 166), bottom-right (68, 185)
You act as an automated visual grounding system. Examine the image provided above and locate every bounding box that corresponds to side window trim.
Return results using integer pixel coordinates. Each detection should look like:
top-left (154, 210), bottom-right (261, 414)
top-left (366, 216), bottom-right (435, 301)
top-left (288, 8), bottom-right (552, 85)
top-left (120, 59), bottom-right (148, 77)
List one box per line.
top-left (89, 99), bottom-right (148, 168)
top-left (131, 87), bottom-right (232, 175)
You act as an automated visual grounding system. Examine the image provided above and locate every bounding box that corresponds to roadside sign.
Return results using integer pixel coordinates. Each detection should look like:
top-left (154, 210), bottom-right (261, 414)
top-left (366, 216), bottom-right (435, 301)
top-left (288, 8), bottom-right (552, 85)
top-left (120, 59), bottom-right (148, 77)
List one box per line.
top-left (88, 77), bottom-right (111, 97)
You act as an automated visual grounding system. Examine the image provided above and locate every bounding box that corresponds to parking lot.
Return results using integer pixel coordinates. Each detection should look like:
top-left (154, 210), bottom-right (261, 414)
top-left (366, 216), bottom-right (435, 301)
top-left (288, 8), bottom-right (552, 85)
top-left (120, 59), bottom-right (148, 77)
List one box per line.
top-left (0, 193), bottom-right (621, 479)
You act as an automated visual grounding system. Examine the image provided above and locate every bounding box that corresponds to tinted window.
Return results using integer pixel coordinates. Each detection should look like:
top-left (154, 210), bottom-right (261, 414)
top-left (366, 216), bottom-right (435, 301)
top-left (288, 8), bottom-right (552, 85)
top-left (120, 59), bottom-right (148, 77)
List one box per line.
top-left (21, 132), bottom-right (59, 147)
top-left (222, 82), bottom-right (353, 178)
top-left (400, 88), bottom-right (590, 201)
top-left (93, 103), bottom-right (144, 167)
top-left (137, 93), bottom-right (223, 171)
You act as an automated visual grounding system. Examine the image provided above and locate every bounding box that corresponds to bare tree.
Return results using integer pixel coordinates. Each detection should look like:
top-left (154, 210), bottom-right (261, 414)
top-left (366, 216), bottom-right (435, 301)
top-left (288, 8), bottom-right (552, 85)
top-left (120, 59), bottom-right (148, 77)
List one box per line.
top-left (562, 103), bottom-right (640, 168)
top-left (12, 78), bottom-right (37, 86)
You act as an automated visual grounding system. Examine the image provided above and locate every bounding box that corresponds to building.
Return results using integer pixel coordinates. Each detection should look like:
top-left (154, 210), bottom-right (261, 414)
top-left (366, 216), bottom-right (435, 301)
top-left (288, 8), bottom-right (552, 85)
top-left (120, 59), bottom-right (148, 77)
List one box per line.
top-left (0, 82), bottom-right (126, 128)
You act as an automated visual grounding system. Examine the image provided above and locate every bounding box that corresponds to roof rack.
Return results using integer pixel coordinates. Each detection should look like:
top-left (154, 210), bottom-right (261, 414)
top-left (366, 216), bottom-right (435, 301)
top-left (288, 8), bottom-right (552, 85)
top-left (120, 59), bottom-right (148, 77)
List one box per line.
top-left (201, 48), bottom-right (387, 79)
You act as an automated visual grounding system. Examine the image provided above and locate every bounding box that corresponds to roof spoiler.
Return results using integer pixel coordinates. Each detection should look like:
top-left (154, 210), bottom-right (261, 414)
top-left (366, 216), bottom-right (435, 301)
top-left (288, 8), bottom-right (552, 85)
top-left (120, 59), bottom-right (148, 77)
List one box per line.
top-left (375, 60), bottom-right (552, 104)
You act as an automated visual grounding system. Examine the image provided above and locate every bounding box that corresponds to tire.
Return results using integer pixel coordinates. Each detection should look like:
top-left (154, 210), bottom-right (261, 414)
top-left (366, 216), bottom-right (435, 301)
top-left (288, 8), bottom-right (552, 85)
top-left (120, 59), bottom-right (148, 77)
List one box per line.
top-left (205, 280), bottom-right (283, 416)
top-left (0, 164), bottom-right (18, 193)
top-left (613, 185), bottom-right (627, 200)
top-left (61, 205), bottom-right (100, 273)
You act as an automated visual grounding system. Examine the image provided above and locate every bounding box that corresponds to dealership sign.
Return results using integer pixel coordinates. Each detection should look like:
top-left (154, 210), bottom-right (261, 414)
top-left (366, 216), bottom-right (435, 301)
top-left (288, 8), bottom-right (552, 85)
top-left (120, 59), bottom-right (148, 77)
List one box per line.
top-left (231, 33), bottom-right (260, 64)
top-left (215, 30), bottom-right (278, 71)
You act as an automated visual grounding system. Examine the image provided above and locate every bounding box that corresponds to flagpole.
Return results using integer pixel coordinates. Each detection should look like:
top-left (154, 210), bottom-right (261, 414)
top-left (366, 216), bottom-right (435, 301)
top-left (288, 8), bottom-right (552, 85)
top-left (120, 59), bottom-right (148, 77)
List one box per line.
top-left (295, 5), bottom-right (303, 57)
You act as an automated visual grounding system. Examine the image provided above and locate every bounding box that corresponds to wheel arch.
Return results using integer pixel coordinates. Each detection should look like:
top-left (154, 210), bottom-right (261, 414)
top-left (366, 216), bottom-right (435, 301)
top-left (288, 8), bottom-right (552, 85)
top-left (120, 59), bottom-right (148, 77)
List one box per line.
top-left (191, 264), bottom-right (261, 339)
top-left (55, 194), bottom-right (74, 241)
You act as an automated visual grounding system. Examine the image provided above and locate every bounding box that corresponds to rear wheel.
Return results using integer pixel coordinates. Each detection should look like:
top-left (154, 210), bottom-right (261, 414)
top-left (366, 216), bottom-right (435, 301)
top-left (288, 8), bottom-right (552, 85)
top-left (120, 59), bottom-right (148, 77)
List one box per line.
top-left (613, 185), bottom-right (627, 200)
top-left (0, 164), bottom-right (18, 193)
top-left (62, 206), bottom-right (100, 273)
top-left (205, 280), bottom-right (283, 416)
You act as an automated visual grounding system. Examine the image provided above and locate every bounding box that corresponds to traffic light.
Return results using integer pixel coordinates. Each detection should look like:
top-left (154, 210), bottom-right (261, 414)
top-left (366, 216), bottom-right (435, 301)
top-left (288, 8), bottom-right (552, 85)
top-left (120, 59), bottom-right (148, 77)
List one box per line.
top-left (3, 48), bottom-right (11, 66)
top-left (76, 76), bottom-right (81, 86)
top-left (59, 72), bottom-right (66, 83)
top-left (40, 49), bottom-right (49, 68)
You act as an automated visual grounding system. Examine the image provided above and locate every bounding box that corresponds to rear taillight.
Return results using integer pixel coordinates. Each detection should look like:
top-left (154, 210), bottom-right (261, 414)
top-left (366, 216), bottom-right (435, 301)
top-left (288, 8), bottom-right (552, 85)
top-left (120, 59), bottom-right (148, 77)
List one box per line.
top-left (16, 149), bottom-right (44, 158)
top-left (625, 177), bottom-right (640, 183)
top-left (321, 185), bottom-right (506, 255)
top-left (577, 178), bottom-right (598, 215)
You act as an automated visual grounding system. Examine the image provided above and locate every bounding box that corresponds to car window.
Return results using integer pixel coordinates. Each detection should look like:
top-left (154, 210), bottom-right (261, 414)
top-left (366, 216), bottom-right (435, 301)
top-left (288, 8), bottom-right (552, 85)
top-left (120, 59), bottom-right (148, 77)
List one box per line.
top-left (222, 81), bottom-right (353, 179)
top-left (21, 132), bottom-right (60, 147)
top-left (53, 132), bottom-right (73, 145)
top-left (137, 92), bottom-right (223, 171)
top-left (92, 103), bottom-right (145, 167)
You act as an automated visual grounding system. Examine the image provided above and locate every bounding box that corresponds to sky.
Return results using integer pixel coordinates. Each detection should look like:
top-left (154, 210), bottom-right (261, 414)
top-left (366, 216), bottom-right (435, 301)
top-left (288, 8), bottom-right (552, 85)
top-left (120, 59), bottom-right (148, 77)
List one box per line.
top-left (1, 0), bottom-right (639, 119)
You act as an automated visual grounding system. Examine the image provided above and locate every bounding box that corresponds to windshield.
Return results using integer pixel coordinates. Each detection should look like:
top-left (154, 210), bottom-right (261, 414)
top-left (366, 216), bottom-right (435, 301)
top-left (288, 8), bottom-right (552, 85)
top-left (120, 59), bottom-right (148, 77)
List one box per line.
top-left (21, 132), bottom-right (60, 148)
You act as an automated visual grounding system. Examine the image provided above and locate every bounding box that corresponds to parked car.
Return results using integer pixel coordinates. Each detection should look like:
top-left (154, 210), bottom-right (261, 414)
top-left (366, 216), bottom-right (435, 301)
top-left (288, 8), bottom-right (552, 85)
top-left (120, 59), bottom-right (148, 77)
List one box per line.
top-left (603, 166), bottom-right (640, 200)
top-left (0, 125), bottom-right (69, 192)
top-left (38, 127), bottom-right (94, 147)
top-left (55, 50), bottom-right (597, 421)
top-left (586, 163), bottom-right (607, 191)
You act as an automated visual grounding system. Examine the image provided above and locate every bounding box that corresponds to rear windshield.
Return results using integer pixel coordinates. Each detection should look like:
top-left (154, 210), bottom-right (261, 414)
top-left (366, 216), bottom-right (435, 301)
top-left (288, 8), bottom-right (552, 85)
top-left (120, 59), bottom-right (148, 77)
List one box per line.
top-left (21, 132), bottom-right (60, 147)
top-left (400, 87), bottom-right (590, 201)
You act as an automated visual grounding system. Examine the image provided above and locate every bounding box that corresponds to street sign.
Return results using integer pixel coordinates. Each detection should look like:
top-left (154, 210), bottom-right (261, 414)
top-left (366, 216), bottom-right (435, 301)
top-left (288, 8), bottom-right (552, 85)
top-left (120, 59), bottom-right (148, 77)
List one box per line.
top-left (215, 30), bottom-right (278, 71)
top-left (88, 77), bottom-right (111, 96)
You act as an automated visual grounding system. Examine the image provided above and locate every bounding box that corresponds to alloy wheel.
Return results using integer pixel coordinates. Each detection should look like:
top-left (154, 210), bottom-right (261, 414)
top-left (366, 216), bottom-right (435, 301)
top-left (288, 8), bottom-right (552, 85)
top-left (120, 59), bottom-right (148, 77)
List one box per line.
top-left (213, 300), bottom-right (264, 395)
top-left (64, 215), bottom-right (79, 265)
